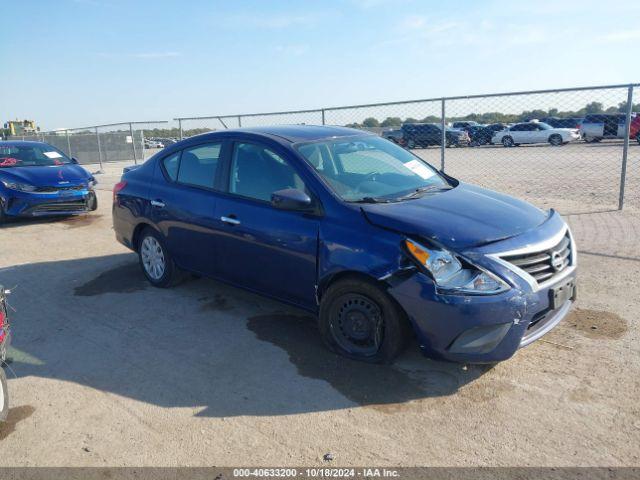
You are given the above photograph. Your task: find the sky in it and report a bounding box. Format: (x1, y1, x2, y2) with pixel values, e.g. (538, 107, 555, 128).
(1, 0, 639, 130)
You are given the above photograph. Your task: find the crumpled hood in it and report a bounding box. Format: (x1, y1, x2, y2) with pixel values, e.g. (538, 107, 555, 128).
(0, 165, 91, 187)
(361, 183, 549, 249)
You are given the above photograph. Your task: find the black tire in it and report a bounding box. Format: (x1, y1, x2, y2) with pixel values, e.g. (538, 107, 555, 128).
(0, 205, 5, 226)
(636, 133, 640, 145)
(407, 139, 416, 149)
(318, 278, 410, 364)
(0, 368, 8, 422)
(548, 134, 563, 146)
(87, 191, 98, 211)
(502, 136, 514, 147)
(137, 227, 184, 288)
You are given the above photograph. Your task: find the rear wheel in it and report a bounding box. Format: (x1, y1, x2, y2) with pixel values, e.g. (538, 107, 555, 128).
(502, 136, 514, 147)
(636, 133, 640, 145)
(137, 228, 184, 288)
(549, 134, 563, 146)
(407, 139, 416, 149)
(0, 368, 8, 422)
(319, 278, 410, 364)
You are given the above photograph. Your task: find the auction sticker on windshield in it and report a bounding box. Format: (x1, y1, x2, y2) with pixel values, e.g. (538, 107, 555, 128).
(404, 159, 435, 179)
(44, 151, 63, 159)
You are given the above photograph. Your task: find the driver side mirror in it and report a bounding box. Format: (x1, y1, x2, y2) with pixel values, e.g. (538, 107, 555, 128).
(271, 189, 313, 211)
(71, 157, 79, 164)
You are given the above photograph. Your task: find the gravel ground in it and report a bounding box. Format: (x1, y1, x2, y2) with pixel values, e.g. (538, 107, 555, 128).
(0, 143, 639, 466)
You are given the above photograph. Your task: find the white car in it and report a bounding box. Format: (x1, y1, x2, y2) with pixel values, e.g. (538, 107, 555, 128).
(492, 122, 580, 147)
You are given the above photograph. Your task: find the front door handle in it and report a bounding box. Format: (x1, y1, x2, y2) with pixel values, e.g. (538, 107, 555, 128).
(220, 215, 240, 226)
(150, 200, 165, 208)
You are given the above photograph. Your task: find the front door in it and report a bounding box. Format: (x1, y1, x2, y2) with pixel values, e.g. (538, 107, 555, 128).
(213, 141, 319, 308)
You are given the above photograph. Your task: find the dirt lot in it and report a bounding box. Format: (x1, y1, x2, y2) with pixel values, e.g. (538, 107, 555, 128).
(0, 143, 639, 466)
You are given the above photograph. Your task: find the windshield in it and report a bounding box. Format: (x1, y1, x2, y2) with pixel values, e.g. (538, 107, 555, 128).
(537, 122, 552, 130)
(296, 135, 451, 202)
(0, 144, 73, 168)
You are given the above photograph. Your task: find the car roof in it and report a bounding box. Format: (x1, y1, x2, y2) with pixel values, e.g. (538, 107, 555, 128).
(209, 125, 372, 143)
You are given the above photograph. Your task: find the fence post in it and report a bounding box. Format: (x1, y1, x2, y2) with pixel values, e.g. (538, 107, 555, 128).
(178, 119, 183, 140)
(129, 123, 138, 165)
(141, 128, 145, 162)
(238, 115, 242, 127)
(66, 130, 72, 158)
(95, 127, 104, 173)
(321, 109, 326, 125)
(618, 85, 634, 210)
(440, 98, 446, 171)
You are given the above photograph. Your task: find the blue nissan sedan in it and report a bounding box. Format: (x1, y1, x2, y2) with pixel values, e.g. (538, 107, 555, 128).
(112, 126, 577, 364)
(0, 141, 97, 224)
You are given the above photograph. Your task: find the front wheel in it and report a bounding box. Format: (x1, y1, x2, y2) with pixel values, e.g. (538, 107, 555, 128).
(636, 133, 640, 145)
(318, 278, 410, 364)
(0, 368, 8, 422)
(502, 136, 514, 147)
(407, 139, 416, 149)
(87, 192, 98, 211)
(137, 228, 184, 288)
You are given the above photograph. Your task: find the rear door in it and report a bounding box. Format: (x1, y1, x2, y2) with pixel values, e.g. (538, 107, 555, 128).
(150, 141, 228, 275)
(212, 140, 320, 307)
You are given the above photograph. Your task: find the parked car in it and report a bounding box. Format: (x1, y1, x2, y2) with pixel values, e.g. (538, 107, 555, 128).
(452, 121, 479, 129)
(540, 117, 583, 129)
(492, 122, 580, 147)
(0, 141, 98, 224)
(401, 123, 470, 148)
(466, 124, 508, 146)
(113, 125, 577, 364)
(381, 129, 406, 146)
(631, 115, 640, 144)
(580, 113, 635, 143)
(0, 284, 10, 422)
(144, 140, 164, 149)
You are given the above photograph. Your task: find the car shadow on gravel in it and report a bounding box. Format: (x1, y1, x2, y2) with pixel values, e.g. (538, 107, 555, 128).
(2, 254, 490, 417)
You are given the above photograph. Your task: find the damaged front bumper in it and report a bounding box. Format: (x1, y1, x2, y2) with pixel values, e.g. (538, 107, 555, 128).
(386, 213, 577, 363)
(1, 189, 94, 217)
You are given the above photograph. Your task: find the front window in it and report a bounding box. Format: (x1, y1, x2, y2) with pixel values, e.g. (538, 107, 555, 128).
(0, 144, 73, 168)
(296, 135, 450, 202)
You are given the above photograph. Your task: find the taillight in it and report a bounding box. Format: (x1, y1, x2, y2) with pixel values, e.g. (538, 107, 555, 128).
(113, 180, 127, 203)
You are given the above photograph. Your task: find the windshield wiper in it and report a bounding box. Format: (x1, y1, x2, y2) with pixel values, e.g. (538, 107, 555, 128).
(352, 196, 392, 204)
(396, 185, 452, 201)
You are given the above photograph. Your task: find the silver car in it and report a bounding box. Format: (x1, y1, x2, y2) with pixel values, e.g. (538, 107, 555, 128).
(580, 114, 625, 142)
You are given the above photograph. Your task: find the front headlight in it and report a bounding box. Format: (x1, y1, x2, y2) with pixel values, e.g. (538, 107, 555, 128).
(405, 239, 510, 295)
(0, 179, 37, 192)
(88, 178, 97, 189)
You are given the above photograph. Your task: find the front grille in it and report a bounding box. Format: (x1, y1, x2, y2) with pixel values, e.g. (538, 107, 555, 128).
(31, 200, 87, 213)
(502, 232, 572, 284)
(35, 184, 86, 193)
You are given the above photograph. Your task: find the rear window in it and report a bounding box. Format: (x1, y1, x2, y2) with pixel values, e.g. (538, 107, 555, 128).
(166, 143, 222, 189)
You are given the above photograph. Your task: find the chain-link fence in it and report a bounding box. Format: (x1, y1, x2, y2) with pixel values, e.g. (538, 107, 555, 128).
(176, 83, 639, 212)
(3, 84, 637, 211)
(7, 121, 168, 169)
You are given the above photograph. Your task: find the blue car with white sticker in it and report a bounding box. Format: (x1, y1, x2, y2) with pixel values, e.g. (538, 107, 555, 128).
(112, 125, 577, 364)
(0, 141, 98, 224)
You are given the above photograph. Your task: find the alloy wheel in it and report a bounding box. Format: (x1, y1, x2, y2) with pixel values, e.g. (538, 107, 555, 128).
(141, 236, 166, 280)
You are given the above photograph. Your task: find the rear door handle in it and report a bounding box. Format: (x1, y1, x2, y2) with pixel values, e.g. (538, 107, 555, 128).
(220, 215, 240, 226)
(150, 200, 165, 208)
